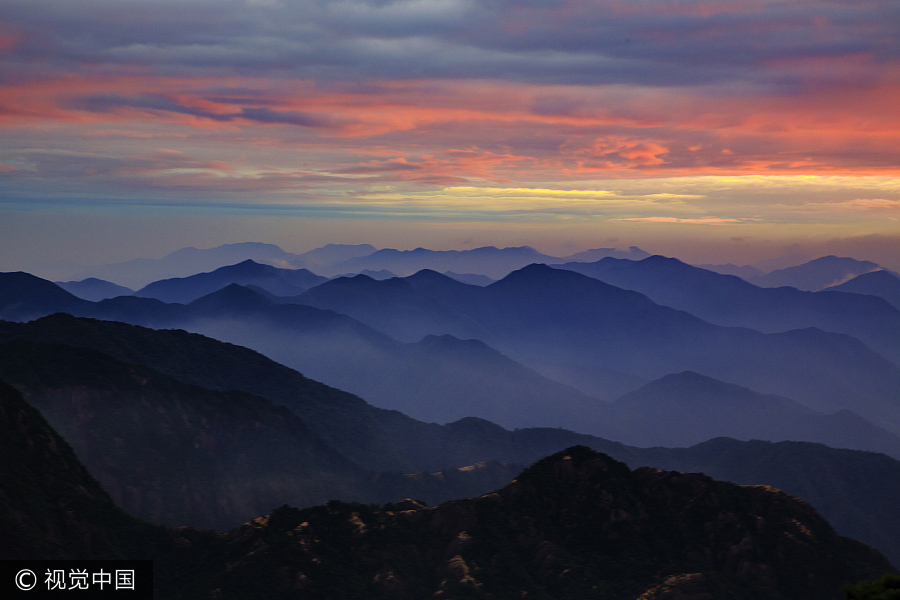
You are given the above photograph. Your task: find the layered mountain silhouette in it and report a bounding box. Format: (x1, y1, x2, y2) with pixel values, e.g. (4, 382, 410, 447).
(3, 314, 900, 567)
(133, 259, 328, 304)
(555, 254, 900, 366)
(55, 277, 133, 301)
(749, 255, 883, 291)
(825, 269, 900, 310)
(52, 242, 650, 287)
(609, 371, 900, 458)
(64, 242, 302, 289)
(0, 271, 86, 321)
(5, 266, 900, 436)
(293, 265, 900, 433)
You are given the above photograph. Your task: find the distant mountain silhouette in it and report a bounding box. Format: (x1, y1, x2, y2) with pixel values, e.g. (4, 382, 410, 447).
(55, 277, 133, 301)
(298, 270, 491, 343)
(610, 371, 900, 458)
(62, 241, 653, 287)
(290, 243, 377, 270)
(442, 271, 495, 285)
(330, 268, 397, 280)
(695, 262, 765, 279)
(134, 259, 327, 303)
(556, 245, 650, 262)
(394, 264, 900, 431)
(555, 254, 900, 365)
(69, 242, 300, 289)
(825, 269, 900, 310)
(352, 333, 606, 430)
(327, 245, 555, 278)
(750, 255, 882, 291)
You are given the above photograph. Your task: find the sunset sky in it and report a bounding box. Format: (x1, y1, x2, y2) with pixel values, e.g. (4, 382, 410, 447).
(2, 0, 900, 272)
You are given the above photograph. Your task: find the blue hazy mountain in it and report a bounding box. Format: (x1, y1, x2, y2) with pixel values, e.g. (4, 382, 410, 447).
(749, 255, 882, 291)
(292, 243, 378, 270)
(62, 241, 650, 288)
(555, 254, 900, 366)
(33, 278, 602, 435)
(182, 285, 604, 432)
(5, 268, 900, 439)
(69, 242, 301, 289)
(327, 245, 558, 278)
(558, 245, 651, 262)
(0, 271, 88, 320)
(299, 270, 493, 343)
(292, 265, 900, 434)
(133, 259, 328, 304)
(442, 271, 495, 286)
(824, 269, 900, 310)
(694, 262, 765, 279)
(322, 244, 651, 278)
(55, 277, 133, 301)
(609, 371, 900, 459)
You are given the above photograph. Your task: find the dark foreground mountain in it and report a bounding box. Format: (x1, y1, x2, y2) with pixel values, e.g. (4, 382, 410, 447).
(629, 437, 900, 571)
(0, 339, 366, 530)
(1, 397, 893, 600)
(167, 447, 894, 600)
(0, 379, 163, 559)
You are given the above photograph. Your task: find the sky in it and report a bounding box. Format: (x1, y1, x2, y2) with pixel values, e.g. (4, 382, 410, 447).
(2, 0, 900, 273)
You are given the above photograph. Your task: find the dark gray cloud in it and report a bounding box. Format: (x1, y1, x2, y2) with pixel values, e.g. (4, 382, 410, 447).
(3, 0, 897, 89)
(68, 93, 333, 127)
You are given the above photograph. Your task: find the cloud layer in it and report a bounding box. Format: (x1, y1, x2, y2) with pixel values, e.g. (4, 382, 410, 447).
(1, 0, 899, 255)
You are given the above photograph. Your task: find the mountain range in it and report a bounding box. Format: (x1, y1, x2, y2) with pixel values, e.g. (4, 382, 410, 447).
(48, 242, 651, 288)
(749, 255, 884, 291)
(1, 383, 895, 598)
(289, 264, 900, 433)
(5, 242, 900, 588)
(45, 240, 898, 294)
(3, 313, 900, 569)
(555, 254, 900, 366)
(4, 263, 900, 440)
(132, 259, 328, 304)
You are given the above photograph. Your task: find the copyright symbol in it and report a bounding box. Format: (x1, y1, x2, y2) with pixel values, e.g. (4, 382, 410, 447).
(15, 569, 36, 591)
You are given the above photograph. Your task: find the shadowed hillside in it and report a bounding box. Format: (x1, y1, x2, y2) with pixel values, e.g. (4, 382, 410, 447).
(167, 447, 895, 600)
